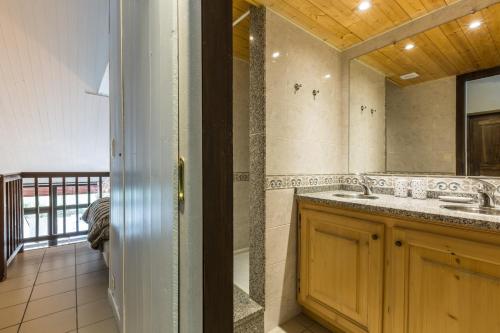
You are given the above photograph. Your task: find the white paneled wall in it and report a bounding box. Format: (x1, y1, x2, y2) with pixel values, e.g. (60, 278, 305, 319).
(0, 0, 109, 173)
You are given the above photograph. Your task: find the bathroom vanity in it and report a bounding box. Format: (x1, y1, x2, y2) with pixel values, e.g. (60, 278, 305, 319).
(296, 191, 500, 333)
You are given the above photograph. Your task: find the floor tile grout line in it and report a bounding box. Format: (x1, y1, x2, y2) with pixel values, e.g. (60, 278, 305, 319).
(19, 306, 77, 325)
(76, 294, 109, 307)
(20, 306, 77, 324)
(17, 294, 109, 325)
(76, 315, 115, 330)
(32, 262, 106, 287)
(0, 299, 32, 312)
(17, 248, 48, 333)
(26, 289, 75, 303)
(0, 285, 33, 297)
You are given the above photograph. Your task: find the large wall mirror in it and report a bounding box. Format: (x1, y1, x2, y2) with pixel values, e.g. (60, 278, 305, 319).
(348, 4, 500, 176)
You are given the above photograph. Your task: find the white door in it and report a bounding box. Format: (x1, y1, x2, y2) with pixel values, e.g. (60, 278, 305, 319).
(121, 0, 180, 331)
(111, 0, 203, 332)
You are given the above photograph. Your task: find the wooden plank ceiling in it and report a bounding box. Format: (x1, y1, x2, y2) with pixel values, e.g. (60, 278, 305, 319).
(0, 0, 109, 173)
(233, 0, 252, 60)
(233, 0, 460, 60)
(359, 3, 500, 86)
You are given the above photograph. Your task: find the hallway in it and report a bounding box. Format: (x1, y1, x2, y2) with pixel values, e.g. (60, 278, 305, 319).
(0, 243, 118, 332)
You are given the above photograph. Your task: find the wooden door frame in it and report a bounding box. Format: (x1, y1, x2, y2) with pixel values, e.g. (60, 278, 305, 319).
(201, 0, 233, 332)
(456, 65, 500, 175)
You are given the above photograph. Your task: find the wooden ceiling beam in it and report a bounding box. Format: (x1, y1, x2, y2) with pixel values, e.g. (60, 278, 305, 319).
(342, 0, 500, 60)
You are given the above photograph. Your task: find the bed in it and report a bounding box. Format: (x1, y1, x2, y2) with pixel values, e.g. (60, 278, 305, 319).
(81, 197, 110, 266)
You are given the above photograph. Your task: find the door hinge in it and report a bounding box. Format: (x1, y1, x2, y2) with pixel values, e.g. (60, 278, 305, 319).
(178, 157, 185, 209)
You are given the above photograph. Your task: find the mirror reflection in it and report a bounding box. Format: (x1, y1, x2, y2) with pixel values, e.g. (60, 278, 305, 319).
(349, 5, 500, 176)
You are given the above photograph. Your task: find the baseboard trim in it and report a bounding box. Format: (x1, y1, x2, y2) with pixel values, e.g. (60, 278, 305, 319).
(108, 288, 122, 332)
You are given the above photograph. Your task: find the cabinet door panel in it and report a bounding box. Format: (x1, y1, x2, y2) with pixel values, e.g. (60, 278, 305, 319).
(392, 228, 500, 333)
(299, 208, 384, 333)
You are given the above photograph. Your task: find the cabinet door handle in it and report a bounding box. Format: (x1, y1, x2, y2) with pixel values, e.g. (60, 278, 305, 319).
(395, 240, 403, 247)
(371, 234, 379, 240)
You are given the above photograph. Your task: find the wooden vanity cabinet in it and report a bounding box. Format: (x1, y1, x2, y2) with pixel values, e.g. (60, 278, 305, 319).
(298, 206, 385, 333)
(298, 202, 500, 333)
(390, 228, 500, 333)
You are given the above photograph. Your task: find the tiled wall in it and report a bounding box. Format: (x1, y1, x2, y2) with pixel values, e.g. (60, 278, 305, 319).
(386, 77, 456, 173)
(265, 11, 347, 176)
(349, 60, 386, 173)
(266, 173, 500, 197)
(262, 10, 347, 331)
(234, 58, 250, 251)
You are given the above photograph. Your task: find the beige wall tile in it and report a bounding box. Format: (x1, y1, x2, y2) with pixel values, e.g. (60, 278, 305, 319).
(266, 189, 295, 229)
(234, 181, 250, 250)
(265, 10, 347, 176)
(386, 76, 456, 173)
(349, 60, 386, 173)
(265, 257, 297, 303)
(234, 58, 250, 173)
(265, 223, 296, 267)
(233, 58, 250, 251)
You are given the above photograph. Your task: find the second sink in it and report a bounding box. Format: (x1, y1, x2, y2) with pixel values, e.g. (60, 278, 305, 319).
(334, 193, 379, 200)
(440, 205, 500, 216)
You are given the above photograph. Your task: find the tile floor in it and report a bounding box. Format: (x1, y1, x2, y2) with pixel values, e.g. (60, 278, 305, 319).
(0, 242, 118, 333)
(269, 314, 341, 333)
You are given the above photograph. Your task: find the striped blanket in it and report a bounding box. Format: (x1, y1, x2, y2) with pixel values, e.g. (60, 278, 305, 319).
(81, 197, 110, 249)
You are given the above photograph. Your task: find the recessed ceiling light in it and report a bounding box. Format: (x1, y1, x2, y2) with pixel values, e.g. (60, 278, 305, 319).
(324, 74, 331, 79)
(469, 20, 481, 29)
(249, 35, 254, 41)
(358, 1, 371, 11)
(400, 72, 419, 80)
(404, 43, 415, 50)
(272, 51, 280, 59)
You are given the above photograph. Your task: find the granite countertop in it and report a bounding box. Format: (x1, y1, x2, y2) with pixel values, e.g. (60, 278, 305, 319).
(234, 285, 263, 327)
(297, 190, 500, 232)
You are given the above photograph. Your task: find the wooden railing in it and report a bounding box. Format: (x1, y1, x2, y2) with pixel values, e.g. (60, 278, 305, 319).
(0, 173, 24, 281)
(0, 172, 109, 281)
(21, 172, 110, 244)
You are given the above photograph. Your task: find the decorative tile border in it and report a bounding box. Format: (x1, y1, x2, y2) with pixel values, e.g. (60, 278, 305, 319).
(266, 174, 342, 190)
(266, 173, 500, 195)
(234, 172, 250, 182)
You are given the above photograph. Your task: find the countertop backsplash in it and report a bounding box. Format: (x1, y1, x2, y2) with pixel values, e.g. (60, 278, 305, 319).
(279, 174, 500, 204)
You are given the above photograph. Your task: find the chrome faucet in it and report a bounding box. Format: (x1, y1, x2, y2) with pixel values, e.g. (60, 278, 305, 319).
(359, 175, 374, 196)
(475, 179, 497, 208)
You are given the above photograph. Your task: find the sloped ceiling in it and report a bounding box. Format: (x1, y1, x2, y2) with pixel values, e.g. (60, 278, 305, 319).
(0, 0, 109, 173)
